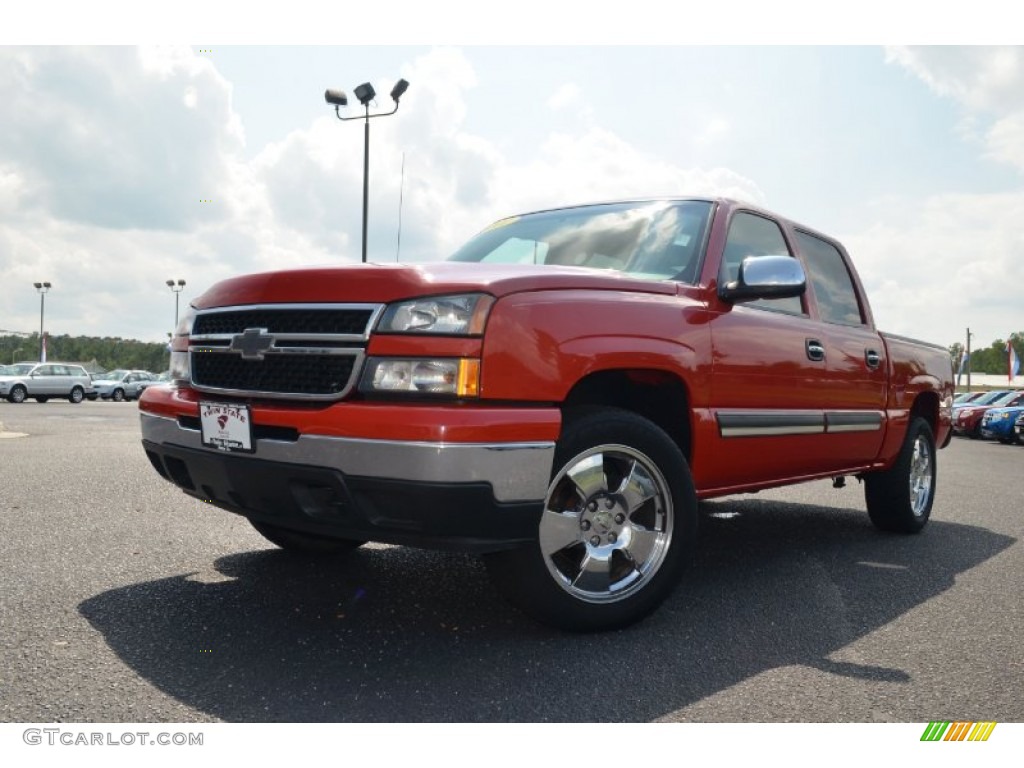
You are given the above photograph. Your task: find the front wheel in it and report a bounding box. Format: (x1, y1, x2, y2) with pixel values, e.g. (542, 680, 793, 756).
(484, 408, 697, 632)
(111, 388, 125, 402)
(7, 385, 27, 404)
(249, 519, 366, 555)
(864, 417, 936, 533)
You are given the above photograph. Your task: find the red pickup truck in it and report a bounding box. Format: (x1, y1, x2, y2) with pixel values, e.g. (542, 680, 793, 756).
(139, 198, 954, 631)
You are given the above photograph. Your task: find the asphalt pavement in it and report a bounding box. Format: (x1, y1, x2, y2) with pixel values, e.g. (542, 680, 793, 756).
(1, 400, 1021, 722)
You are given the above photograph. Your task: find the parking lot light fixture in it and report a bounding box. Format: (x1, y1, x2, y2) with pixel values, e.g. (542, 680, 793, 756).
(325, 77, 411, 263)
(166, 279, 186, 330)
(33, 282, 51, 362)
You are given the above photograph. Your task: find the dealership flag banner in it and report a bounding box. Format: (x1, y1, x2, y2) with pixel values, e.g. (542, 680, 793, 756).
(1010, 340, 1020, 382)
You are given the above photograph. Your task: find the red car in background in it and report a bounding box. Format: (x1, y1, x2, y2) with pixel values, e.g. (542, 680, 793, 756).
(953, 390, 1024, 438)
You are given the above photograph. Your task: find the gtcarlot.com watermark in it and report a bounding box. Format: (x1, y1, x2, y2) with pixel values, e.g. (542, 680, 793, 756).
(23, 728, 203, 747)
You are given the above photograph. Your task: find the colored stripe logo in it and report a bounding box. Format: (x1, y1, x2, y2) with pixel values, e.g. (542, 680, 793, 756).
(921, 722, 997, 741)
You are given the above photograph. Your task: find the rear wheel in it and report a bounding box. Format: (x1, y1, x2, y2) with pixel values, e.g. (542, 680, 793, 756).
(7, 385, 27, 404)
(864, 417, 936, 533)
(484, 408, 697, 631)
(69, 386, 85, 404)
(249, 519, 366, 555)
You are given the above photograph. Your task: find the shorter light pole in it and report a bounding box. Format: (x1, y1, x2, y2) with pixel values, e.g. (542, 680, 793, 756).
(325, 78, 410, 263)
(966, 327, 973, 393)
(33, 282, 51, 362)
(166, 279, 186, 330)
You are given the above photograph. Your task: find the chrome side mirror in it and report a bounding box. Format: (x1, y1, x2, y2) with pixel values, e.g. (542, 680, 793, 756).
(719, 254, 806, 303)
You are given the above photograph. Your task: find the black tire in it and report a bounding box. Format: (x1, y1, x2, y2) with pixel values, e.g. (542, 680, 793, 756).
(68, 386, 85, 404)
(35, 396, 49, 403)
(8, 385, 27, 404)
(249, 519, 366, 555)
(484, 408, 698, 632)
(864, 417, 936, 534)
(111, 388, 125, 402)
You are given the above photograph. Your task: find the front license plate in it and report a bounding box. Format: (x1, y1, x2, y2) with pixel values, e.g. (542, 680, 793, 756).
(200, 402, 254, 453)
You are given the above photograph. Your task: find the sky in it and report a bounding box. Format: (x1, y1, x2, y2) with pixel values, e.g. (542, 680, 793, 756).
(2, 9, 1022, 354)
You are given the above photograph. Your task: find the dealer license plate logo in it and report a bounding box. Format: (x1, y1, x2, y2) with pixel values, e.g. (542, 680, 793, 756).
(200, 402, 254, 453)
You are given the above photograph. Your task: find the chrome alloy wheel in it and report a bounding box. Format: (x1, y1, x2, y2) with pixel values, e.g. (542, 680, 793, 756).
(539, 444, 673, 603)
(908, 433, 934, 517)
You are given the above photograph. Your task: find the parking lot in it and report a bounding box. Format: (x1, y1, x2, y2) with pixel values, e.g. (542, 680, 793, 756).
(1, 400, 1021, 723)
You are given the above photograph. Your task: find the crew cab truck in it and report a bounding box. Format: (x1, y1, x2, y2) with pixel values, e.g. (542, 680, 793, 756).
(139, 198, 954, 631)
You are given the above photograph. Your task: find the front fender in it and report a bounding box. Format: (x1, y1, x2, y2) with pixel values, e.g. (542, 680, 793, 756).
(480, 289, 712, 404)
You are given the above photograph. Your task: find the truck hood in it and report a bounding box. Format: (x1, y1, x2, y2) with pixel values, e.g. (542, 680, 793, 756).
(192, 262, 678, 309)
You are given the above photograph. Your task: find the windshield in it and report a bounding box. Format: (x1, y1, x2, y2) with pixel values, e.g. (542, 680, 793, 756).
(994, 391, 1024, 407)
(971, 391, 1009, 406)
(5, 364, 36, 376)
(448, 201, 714, 283)
(102, 370, 129, 381)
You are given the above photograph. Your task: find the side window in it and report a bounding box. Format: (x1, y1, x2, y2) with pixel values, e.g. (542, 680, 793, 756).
(37, 365, 55, 376)
(721, 212, 803, 315)
(53, 365, 69, 376)
(795, 231, 865, 326)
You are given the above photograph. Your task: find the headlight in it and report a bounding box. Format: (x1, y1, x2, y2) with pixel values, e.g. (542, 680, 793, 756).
(377, 294, 494, 335)
(168, 306, 195, 384)
(360, 358, 480, 397)
(169, 351, 190, 384)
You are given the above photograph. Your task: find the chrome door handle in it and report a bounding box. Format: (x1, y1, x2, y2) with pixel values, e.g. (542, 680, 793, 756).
(865, 349, 881, 369)
(806, 339, 825, 362)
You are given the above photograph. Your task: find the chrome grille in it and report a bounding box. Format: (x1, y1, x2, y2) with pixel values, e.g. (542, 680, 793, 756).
(189, 303, 382, 401)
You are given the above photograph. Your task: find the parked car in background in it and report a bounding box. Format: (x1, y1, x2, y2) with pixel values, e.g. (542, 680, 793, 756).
(952, 390, 1010, 416)
(0, 362, 95, 403)
(980, 404, 1024, 444)
(954, 391, 1024, 438)
(1015, 412, 1024, 443)
(92, 369, 158, 401)
(953, 391, 987, 405)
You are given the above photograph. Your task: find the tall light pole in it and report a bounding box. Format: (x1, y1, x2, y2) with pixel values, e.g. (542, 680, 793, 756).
(325, 78, 410, 263)
(33, 282, 51, 362)
(166, 279, 186, 330)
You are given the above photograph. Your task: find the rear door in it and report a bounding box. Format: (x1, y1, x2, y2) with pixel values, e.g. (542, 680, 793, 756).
(793, 229, 887, 465)
(33, 364, 59, 395)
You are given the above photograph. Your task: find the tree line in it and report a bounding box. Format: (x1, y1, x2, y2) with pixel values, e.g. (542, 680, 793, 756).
(948, 332, 1023, 376)
(1, 333, 169, 373)
(4, 330, 1019, 380)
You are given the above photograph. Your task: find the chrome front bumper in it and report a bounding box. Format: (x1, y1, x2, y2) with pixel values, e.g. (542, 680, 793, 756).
(140, 412, 555, 503)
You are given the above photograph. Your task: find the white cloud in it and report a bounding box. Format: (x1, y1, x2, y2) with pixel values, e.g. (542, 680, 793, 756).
(886, 46, 1024, 113)
(0, 46, 244, 231)
(548, 83, 584, 111)
(695, 117, 731, 146)
(888, 45, 1024, 175)
(986, 114, 1024, 172)
(843, 191, 1024, 346)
